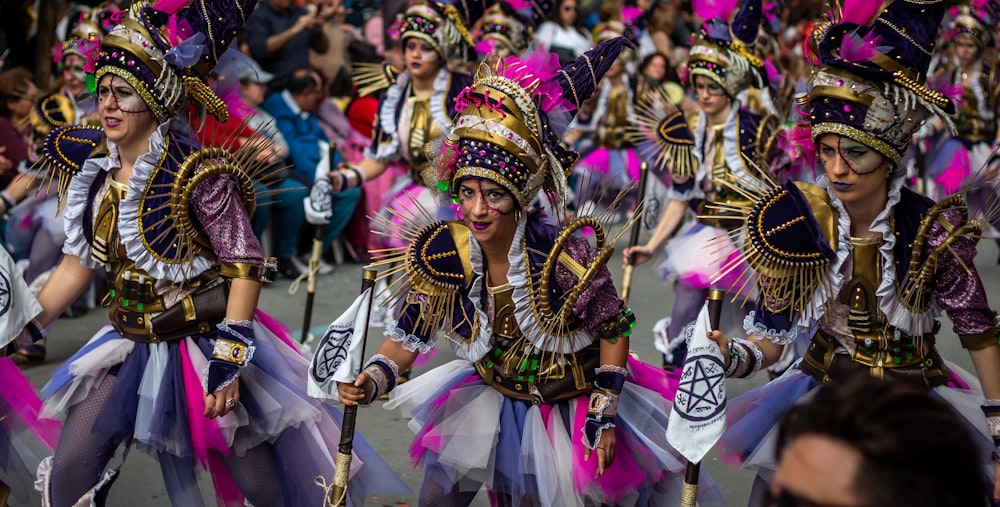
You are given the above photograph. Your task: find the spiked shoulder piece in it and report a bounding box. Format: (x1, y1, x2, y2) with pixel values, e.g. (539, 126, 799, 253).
(352, 62, 401, 98)
(627, 85, 698, 184)
(33, 124, 106, 207)
(706, 178, 839, 314)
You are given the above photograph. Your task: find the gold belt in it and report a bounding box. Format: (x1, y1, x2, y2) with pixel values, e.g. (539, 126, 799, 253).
(801, 329, 948, 388)
(475, 345, 599, 404)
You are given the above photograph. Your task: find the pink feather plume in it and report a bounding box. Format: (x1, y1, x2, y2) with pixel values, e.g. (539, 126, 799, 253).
(505, 0, 533, 11)
(839, 0, 882, 25)
(152, 0, 190, 15)
(787, 124, 816, 168)
(475, 38, 498, 56)
(839, 29, 886, 63)
(692, 0, 739, 22)
(500, 51, 574, 113)
(928, 73, 965, 108)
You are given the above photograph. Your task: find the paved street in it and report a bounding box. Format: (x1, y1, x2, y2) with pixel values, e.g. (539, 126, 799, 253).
(11, 234, 1000, 506)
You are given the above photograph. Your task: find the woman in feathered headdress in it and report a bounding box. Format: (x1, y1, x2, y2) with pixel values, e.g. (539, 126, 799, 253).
(622, 0, 785, 370)
(18, 1, 406, 505)
(334, 39, 725, 506)
(700, 1, 1000, 503)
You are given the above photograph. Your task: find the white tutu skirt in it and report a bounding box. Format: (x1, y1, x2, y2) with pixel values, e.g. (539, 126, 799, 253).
(386, 358, 726, 506)
(41, 311, 406, 506)
(719, 361, 995, 479)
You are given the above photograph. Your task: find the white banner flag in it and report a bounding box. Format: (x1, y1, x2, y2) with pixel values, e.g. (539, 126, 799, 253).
(666, 302, 727, 464)
(0, 248, 42, 349)
(307, 286, 373, 400)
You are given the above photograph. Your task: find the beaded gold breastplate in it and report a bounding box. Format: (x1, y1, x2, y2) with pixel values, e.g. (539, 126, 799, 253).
(406, 93, 442, 186)
(806, 235, 946, 385)
(474, 284, 597, 404)
(95, 175, 217, 340)
(599, 88, 630, 148)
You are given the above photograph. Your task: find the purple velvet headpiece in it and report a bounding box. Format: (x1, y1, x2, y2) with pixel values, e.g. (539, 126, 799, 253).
(805, 0, 954, 161)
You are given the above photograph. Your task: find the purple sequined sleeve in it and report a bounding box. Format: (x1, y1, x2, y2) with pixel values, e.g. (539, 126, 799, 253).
(191, 173, 264, 265)
(931, 210, 998, 340)
(554, 235, 625, 334)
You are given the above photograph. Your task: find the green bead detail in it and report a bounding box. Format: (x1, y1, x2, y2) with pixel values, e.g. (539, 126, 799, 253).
(527, 375, 535, 383)
(494, 349, 503, 358)
(894, 356, 901, 364)
(109, 289, 116, 297)
(437, 180, 450, 192)
(486, 360, 494, 368)
(137, 302, 143, 312)
(517, 375, 524, 380)
(608, 337, 618, 344)
(530, 359, 539, 371)
(123, 299, 129, 307)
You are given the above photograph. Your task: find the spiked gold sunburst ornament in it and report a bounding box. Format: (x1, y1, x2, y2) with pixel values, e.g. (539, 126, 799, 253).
(626, 85, 697, 183)
(700, 169, 840, 314)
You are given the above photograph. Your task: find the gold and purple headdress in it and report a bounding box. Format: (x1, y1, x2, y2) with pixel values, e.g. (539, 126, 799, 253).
(801, 0, 956, 162)
(401, 0, 494, 61)
(946, 1, 995, 50)
(686, 0, 765, 98)
(475, 4, 533, 57)
(95, 0, 256, 123)
(434, 37, 634, 210)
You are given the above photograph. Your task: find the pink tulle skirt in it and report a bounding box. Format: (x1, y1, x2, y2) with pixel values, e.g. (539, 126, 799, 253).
(0, 357, 61, 503)
(384, 357, 726, 506)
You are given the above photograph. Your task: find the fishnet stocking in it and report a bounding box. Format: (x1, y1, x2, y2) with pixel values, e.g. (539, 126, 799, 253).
(220, 443, 285, 507)
(418, 464, 478, 507)
(49, 374, 121, 506)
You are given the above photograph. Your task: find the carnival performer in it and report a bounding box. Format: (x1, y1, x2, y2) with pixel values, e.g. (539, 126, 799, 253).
(623, 0, 783, 370)
(23, 1, 405, 505)
(700, 0, 1000, 503)
(335, 38, 724, 507)
(474, 2, 543, 61)
(925, 2, 1000, 257)
(4, 24, 105, 367)
(334, 0, 489, 226)
(571, 21, 642, 221)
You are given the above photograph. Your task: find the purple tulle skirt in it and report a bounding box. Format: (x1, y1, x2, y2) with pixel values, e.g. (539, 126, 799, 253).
(41, 310, 407, 506)
(386, 357, 726, 506)
(719, 362, 996, 479)
(0, 358, 61, 503)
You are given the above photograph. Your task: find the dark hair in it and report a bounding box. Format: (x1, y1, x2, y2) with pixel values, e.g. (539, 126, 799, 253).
(287, 67, 321, 95)
(548, 0, 585, 30)
(776, 376, 991, 507)
(639, 52, 680, 84)
(0, 66, 33, 117)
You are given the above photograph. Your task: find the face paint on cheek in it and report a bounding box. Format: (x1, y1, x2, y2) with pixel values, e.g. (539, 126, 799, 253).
(110, 76, 151, 113)
(478, 182, 515, 216)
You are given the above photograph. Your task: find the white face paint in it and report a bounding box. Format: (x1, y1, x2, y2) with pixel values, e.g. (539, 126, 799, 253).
(97, 74, 150, 114)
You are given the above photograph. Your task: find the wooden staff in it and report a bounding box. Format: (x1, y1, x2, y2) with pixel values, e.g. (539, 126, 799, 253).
(680, 288, 725, 507)
(300, 143, 343, 343)
(328, 268, 377, 506)
(620, 161, 650, 304)
(300, 226, 324, 343)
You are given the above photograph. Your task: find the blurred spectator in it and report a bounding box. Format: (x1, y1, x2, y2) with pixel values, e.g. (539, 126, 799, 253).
(535, 0, 592, 66)
(309, 0, 360, 99)
(245, 0, 333, 94)
(771, 377, 991, 507)
(0, 67, 37, 189)
(262, 67, 359, 276)
(237, 61, 289, 159)
(639, 52, 670, 85)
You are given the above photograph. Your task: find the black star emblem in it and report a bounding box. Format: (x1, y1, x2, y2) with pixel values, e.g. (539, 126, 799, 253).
(0, 268, 11, 318)
(674, 355, 726, 422)
(311, 325, 351, 382)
